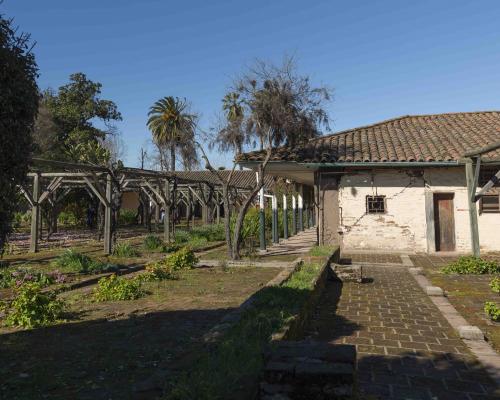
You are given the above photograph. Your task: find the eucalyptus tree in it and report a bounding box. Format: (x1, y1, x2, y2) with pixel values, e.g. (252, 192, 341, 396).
(0, 15, 39, 254)
(147, 96, 197, 172)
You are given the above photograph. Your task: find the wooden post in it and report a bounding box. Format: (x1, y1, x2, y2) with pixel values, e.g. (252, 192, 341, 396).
(465, 160, 480, 256)
(258, 173, 266, 251)
(155, 185, 160, 231)
(29, 173, 40, 253)
(283, 194, 288, 240)
(216, 191, 220, 224)
(104, 174, 112, 255)
(164, 180, 171, 243)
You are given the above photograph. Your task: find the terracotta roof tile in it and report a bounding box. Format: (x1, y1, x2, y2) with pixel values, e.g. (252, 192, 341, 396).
(238, 111, 500, 164)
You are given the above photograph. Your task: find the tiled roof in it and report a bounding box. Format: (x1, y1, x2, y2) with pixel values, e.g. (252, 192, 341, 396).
(238, 112, 500, 164)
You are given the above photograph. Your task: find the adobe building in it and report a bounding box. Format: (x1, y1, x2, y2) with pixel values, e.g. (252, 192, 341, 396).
(239, 112, 500, 255)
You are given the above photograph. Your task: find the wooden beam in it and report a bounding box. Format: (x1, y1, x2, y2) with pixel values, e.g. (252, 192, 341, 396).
(83, 177, 109, 207)
(464, 141, 500, 157)
(38, 177, 63, 205)
(19, 185, 34, 207)
(164, 180, 170, 243)
(475, 169, 500, 201)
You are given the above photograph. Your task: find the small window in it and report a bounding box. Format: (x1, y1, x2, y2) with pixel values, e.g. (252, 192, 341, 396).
(366, 195, 386, 214)
(479, 195, 500, 214)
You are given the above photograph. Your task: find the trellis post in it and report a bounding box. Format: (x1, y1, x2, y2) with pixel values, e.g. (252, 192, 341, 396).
(465, 159, 480, 257)
(29, 173, 40, 253)
(164, 179, 171, 243)
(104, 173, 112, 255)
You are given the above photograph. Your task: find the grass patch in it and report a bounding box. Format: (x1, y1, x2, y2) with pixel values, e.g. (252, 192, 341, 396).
(52, 249, 118, 274)
(441, 256, 500, 274)
(112, 242, 140, 257)
(484, 302, 500, 322)
(143, 235, 163, 250)
(490, 277, 500, 294)
(165, 258, 326, 399)
(308, 245, 335, 257)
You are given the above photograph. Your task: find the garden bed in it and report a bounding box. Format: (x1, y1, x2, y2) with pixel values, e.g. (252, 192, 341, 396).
(411, 254, 500, 352)
(0, 265, 282, 400)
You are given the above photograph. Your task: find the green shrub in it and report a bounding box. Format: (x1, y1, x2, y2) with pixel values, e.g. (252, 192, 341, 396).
(4, 283, 65, 328)
(118, 209, 137, 225)
(112, 242, 139, 257)
(141, 260, 179, 281)
(52, 249, 118, 274)
(143, 235, 163, 250)
(186, 236, 208, 249)
(93, 274, 144, 301)
(161, 243, 181, 253)
(175, 230, 190, 244)
(441, 256, 500, 274)
(165, 247, 198, 271)
(484, 302, 500, 322)
(490, 277, 500, 294)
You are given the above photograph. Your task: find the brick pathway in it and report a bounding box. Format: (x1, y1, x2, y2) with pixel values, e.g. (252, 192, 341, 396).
(304, 265, 499, 399)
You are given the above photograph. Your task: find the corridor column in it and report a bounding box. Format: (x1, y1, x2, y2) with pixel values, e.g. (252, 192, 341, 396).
(271, 194, 278, 243)
(282, 194, 288, 240)
(164, 179, 171, 243)
(298, 185, 304, 232)
(292, 194, 297, 235)
(258, 173, 266, 251)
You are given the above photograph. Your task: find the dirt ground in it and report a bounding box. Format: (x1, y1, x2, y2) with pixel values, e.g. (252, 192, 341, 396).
(411, 254, 500, 353)
(0, 265, 282, 400)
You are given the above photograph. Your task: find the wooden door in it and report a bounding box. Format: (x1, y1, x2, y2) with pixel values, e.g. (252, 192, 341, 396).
(434, 193, 456, 252)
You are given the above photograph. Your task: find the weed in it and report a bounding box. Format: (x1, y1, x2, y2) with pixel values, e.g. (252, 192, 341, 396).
(112, 242, 140, 257)
(4, 283, 65, 328)
(118, 209, 137, 225)
(93, 274, 144, 301)
(161, 243, 181, 254)
(490, 277, 500, 294)
(309, 245, 335, 257)
(484, 302, 500, 322)
(441, 256, 500, 274)
(165, 247, 198, 271)
(143, 235, 163, 250)
(52, 249, 118, 274)
(174, 230, 190, 244)
(140, 259, 179, 281)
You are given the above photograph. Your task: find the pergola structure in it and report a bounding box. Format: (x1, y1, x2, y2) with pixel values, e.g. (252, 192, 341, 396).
(18, 158, 316, 255)
(464, 141, 500, 257)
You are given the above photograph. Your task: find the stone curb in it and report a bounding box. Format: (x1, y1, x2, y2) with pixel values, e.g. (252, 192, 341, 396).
(405, 255, 500, 386)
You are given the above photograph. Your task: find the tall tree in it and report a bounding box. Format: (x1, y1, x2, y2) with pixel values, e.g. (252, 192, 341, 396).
(0, 15, 39, 254)
(236, 56, 332, 148)
(147, 96, 197, 171)
(39, 73, 122, 165)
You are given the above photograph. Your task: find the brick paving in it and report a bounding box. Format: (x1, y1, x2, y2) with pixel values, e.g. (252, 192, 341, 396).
(341, 253, 403, 264)
(304, 265, 500, 399)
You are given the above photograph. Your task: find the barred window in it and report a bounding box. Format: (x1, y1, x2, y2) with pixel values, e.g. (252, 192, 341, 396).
(479, 195, 500, 214)
(366, 195, 386, 214)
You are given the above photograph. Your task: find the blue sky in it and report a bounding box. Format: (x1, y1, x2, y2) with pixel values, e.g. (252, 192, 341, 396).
(4, 0, 500, 168)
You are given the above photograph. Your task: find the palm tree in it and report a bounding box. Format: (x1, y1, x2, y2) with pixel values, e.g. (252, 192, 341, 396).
(147, 96, 196, 171)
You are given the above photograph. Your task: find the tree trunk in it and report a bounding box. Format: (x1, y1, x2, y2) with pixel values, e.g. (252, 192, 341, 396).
(170, 144, 176, 172)
(222, 186, 233, 260)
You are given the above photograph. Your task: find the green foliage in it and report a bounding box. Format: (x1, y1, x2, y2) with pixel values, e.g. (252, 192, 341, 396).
(4, 283, 64, 328)
(0, 16, 39, 254)
(118, 210, 137, 226)
(441, 256, 500, 275)
(38, 72, 121, 164)
(490, 277, 500, 294)
(52, 249, 118, 274)
(140, 259, 179, 281)
(165, 261, 322, 399)
(112, 242, 139, 258)
(143, 235, 163, 250)
(484, 302, 500, 322)
(309, 245, 335, 257)
(174, 230, 191, 244)
(93, 274, 144, 302)
(164, 247, 198, 271)
(190, 224, 225, 242)
(57, 211, 79, 226)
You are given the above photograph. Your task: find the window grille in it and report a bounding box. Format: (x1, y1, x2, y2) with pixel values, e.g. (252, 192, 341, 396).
(366, 195, 386, 214)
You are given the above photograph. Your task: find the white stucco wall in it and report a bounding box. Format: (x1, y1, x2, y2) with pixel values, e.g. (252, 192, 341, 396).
(339, 168, 499, 253)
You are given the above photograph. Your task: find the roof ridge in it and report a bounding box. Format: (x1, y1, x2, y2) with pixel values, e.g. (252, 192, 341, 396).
(312, 110, 500, 143)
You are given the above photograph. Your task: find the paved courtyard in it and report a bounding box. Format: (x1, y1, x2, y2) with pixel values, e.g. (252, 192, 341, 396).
(304, 265, 499, 399)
